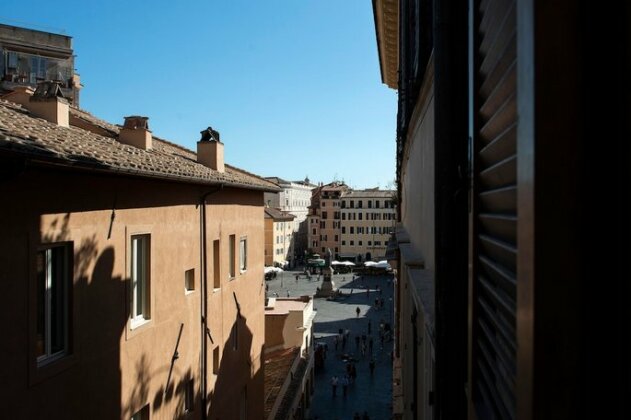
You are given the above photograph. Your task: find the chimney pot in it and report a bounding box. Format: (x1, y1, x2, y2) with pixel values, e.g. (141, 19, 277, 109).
(197, 126, 224, 172)
(27, 81, 69, 127)
(119, 115, 152, 150)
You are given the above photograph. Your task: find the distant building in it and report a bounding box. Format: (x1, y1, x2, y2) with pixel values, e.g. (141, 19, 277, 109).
(265, 177, 315, 266)
(0, 81, 278, 419)
(307, 181, 348, 259)
(264, 296, 316, 420)
(0, 23, 81, 105)
(339, 189, 397, 262)
(264, 207, 296, 267)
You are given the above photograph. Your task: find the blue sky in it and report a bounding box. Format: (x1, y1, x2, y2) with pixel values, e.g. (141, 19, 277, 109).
(1, 1, 396, 189)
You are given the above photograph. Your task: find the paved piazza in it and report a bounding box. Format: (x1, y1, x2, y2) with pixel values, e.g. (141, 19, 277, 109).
(266, 268, 394, 420)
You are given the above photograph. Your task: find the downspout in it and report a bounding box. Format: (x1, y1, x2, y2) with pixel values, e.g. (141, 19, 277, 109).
(200, 184, 223, 419)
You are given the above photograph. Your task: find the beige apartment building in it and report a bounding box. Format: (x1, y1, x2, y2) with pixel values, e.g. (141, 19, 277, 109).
(307, 182, 348, 259)
(0, 81, 277, 419)
(339, 189, 396, 262)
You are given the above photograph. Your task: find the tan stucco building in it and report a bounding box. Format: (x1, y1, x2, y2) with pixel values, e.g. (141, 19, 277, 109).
(307, 182, 348, 259)
(0, 83, 277, 419)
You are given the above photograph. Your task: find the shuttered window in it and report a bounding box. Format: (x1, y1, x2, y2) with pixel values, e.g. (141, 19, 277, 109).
(470, 0, 517, 418)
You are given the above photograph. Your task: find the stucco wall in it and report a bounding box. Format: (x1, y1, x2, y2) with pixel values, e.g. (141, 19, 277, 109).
(401, 95, 435, 271)
(399, 81, 435, 420)
(0, 167, 266, 419)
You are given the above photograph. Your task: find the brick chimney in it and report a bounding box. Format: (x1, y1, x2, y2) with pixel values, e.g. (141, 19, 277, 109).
(197, 127, 224, 173)
(28, 81, 69, 127)
(119, 116, 152, 150)
(2, 85, 34, 107)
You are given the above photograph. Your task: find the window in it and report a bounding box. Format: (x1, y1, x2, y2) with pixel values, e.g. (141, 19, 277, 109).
(36, 244, 71, 364)
(358, 200, 363, 208)
(350, 200, 355, 208)
(239, 237, 247, 272)
(131, 235, 150, 326)
(342, 227, 346, 234)
(368, 200, 372, 208)
(368, 241, 372, 246)
(213, 240, 220, 289)
(359, 241, 363, 246)
(185, 379, 194, 413)
(131, 405, 149, 420)
(334, 235, 338, 241)
(229, 235, 236, 278)
(342, 213, 346, 220)
(350, 241, 354, 246)
(350, 227, 354, 234)
(312, 228, 316, 235)
(322, 211, 328, 219)
(185, 268, 195, 292)
(359, 213, 363, 220)
(376, 200, 380, 208)
(342, 240, 346, 245)
(213, 346, 220, 374)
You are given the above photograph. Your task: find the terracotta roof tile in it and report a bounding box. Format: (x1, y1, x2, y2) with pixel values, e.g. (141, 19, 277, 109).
(0, 99, 279, 191)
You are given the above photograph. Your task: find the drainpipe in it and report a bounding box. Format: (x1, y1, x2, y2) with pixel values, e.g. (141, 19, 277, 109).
(200, 184, 223, 419)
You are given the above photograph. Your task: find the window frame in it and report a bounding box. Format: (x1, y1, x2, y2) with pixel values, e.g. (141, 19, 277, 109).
(35, 242, 72, 366)
(130, 234, 151, 329)
(239, 236, 247, 273)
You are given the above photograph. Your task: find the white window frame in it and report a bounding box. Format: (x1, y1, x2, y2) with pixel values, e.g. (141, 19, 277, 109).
(131, 234, 151, 328)
(36, 243, 71, 365)
(239, 237, 247, 273)
(229, 234, 236, 279)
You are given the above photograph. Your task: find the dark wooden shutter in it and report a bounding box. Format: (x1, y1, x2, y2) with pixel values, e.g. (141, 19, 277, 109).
(470, 0, 518, 418)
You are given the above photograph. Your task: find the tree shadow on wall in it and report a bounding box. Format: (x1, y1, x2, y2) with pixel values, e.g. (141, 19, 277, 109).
(29, 214, 129, 419)
(207, 312, 264, 420)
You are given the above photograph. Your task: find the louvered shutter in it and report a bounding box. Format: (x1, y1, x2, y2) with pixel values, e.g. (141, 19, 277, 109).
(470, 0, 518, 418)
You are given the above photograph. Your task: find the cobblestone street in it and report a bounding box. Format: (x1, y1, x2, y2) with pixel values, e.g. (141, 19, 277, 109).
(266, 269, 394, 420)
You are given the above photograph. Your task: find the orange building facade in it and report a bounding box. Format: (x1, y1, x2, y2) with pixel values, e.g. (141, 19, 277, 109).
(0, 85, 277, 419)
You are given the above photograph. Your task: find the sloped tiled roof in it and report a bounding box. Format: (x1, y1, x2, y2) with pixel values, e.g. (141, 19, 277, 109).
(264, 207, 295, 221)
(0, 99, 279, 191)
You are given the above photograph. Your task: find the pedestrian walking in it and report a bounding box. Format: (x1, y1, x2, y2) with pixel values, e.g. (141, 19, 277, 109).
(334, 335, 339, 350)
(369, 336, 374, 354)
(342, 334, 347, 349)
(342, 375, 349, 397)
(369, 358, 375, 375)
(366, 288, 370, 298)
(330, 375, 338, 397)
(355, 335, 360, 350)
(368, 319, 372, 334)
(286, 290, 291, 297)
(356, 306, 361, 317)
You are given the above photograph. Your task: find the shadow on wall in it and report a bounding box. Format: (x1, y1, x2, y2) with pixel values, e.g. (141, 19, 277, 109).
(28, 214, 129, 419)
(207, 312, 264, 420)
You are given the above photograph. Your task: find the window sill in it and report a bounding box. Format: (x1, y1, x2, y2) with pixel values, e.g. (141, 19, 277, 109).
(213, 287, 221, 293)
(185, 289, 196, 296)
(126, 317, 153, 340)
(30, 352, 76, 386)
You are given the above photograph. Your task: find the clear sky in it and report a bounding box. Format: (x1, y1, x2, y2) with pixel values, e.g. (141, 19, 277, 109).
(1, 0, 397, 189)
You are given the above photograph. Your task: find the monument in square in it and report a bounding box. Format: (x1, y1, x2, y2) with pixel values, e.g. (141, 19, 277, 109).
(315, 248, 337, 298)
